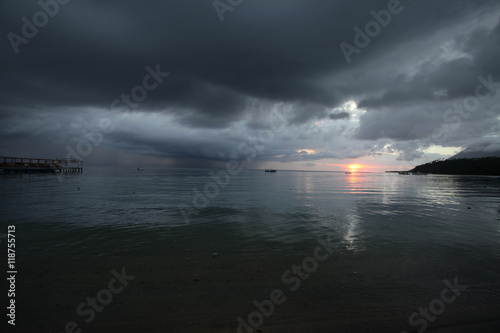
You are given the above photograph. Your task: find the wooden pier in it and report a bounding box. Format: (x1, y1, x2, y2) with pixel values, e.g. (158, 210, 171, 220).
(0, 156, 83, 174)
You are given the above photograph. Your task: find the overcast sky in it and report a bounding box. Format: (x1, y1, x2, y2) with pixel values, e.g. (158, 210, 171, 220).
(1, 0, 500, 171)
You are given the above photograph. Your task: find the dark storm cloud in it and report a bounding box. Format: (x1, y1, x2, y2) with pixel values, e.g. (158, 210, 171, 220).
(2, 0, 496, 112)
(354, 104, 440, 141)
(1, 0, 500, 165)
(353, 14, 500, 149)
(329, 112, 350, 120)
(357, 28, 500, 109)
(464, 17, 500, 78)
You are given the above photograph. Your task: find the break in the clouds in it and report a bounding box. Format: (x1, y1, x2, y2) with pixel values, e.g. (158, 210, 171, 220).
(1, 0, 500, 171)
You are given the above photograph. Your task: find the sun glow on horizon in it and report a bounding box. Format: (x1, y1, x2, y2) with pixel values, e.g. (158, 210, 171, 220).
(348, 164, 361, 172)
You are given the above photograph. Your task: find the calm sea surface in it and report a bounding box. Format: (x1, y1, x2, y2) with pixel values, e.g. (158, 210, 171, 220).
(1, 167, 500, 332)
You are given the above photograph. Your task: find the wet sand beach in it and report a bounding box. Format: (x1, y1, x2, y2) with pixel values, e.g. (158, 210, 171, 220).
(17, 238, 500, 332)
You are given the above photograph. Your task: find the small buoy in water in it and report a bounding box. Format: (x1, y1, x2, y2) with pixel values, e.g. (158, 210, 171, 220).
(77, 187, 80, 190)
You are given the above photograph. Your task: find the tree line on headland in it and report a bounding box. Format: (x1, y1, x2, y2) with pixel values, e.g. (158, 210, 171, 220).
(409, 157, 500, 176)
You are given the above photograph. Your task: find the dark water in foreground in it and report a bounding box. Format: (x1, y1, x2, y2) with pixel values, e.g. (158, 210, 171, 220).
(1, 167, 500, 332)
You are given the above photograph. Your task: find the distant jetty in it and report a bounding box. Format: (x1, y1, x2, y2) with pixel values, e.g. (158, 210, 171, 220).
(0, 156, 83, 174)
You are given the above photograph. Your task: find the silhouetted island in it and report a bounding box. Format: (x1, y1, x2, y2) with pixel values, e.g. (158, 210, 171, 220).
(409, 157, 500, 176)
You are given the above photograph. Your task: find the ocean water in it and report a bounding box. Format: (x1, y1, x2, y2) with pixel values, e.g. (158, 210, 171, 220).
(1, 167, 500, 332)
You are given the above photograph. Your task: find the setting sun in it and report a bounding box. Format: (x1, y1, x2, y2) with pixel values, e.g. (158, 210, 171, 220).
(348, 164, 361, 172)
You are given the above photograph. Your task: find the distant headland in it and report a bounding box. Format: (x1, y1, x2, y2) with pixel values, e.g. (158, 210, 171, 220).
(408, 157, 500, 176)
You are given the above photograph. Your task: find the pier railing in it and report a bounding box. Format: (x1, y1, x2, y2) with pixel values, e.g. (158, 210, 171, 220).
(0, 156, 83, 174)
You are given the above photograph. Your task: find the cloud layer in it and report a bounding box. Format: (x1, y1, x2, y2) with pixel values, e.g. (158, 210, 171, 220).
(1, 0, 500, 170)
